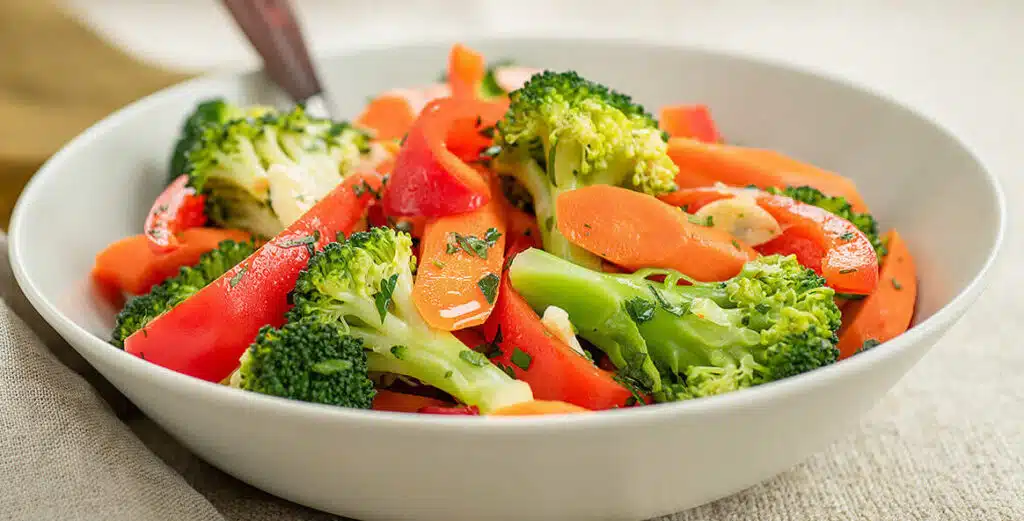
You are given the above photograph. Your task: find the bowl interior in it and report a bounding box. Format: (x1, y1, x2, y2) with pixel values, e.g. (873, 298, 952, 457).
(10, 37, 1001, 389)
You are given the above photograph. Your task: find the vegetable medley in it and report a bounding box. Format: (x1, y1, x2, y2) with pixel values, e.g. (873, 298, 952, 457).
(91, 43, 918, 417)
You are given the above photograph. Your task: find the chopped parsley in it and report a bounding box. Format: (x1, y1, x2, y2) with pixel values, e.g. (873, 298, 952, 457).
(432, 260, 446, 269)
(839, 232, 855, 241)
(731, 239, 741, 250)
(510, 348, 533, 371)
(858, 339, 881, 353)
(891, 277, 903, 290)
(459, 349, 488, 367)
(447, 228, 502, 259)
(229, 266, 247, 288)
(390, 345, 408, 360)
(647, 284, 686, 316)
(839, 268, 857, 274)
(477, 273, 500, 304)
(374, 273, 399, 324)
(279, 230, 320, 256)
(624, 297, 656, 324)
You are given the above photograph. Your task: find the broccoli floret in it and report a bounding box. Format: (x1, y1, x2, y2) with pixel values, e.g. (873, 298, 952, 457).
(494, 71, 678, 269)
(508, 248, 840, 400)
(770, 185, 887, 261)
(235, 321, 375, 408)
(168, 98, 271, 182)
(288, 227, 533, 413)
(185, 103, 372, 238)
(110, 239, 257, 348)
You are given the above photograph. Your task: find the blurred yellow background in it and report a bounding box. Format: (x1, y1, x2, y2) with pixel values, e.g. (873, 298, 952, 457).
(0, 0, 188, 229)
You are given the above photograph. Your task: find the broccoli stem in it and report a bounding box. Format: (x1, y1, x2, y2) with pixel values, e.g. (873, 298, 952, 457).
(507, 157, 603, 270)
(508, 247, 662, 392)
(363, 330, 530, 413)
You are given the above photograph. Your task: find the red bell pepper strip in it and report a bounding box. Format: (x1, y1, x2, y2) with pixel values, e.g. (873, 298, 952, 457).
(480, 274, 634, 410)
(372, 389, 450, 413)
(660, 187, 879, 294)
(659, 104, 722, 143)
(125, 172, 382, 382)
(144, 175, 208, 253)
(382, 97, 507, 218)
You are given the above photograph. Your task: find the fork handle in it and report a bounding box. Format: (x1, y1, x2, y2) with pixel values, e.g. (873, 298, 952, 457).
(221, 0, 325, 104)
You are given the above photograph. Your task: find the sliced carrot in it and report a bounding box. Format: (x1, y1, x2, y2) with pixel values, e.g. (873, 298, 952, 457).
(837, 230, 918, 359)
(448, 43, 487, 99)
(356, 95, 417, 141)
(488, 400, 591, 416)
(556, 185, 757, 282)
(91, 227, 252, 296)
(666, 138, 869, 212)
(372, 390, 449, 413)
(413, 193, 507, 330)
(659, 104, 722, 143)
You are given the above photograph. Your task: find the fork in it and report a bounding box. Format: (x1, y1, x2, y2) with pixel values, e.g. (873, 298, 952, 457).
(220, 0, 335, 118)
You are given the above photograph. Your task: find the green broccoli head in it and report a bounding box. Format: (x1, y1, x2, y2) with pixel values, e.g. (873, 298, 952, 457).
(110, 239, 257, 348)
(771, 185, 887, 261)
(494, 71, 678, 269)
(507, 248, 841, 401)
(185, 103, 371, 238)
(168, 98, 269, 182)
(236, 321, 375, 409)
(288, 227, 532, 413)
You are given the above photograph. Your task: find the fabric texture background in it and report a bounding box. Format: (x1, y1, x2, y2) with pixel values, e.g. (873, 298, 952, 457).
(1, 1, 1021, 520)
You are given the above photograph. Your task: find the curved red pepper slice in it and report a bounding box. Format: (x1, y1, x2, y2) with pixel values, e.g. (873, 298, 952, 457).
(144, 175, 208, 253)
(660, 187, 879, 295)
(382, 97, 506, 218)
(125, 173, 382, 382)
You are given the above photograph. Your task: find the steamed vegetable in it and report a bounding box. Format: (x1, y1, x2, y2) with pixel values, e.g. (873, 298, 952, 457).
(185, 102, 371, 237)
(494, 70, 679, 270)
(509, 248, 841, 400)
(287, 226, 533, 413)
(382, 97, 506, 217)
(144, 174, 208, 253)
(232, 320, 376, 409)
(837, 230, 917, 358)
(659, 104, 722, 143)
(666, 138, 869, 212)
(555, 184, 758, 282)
(412, 186, 507, 330)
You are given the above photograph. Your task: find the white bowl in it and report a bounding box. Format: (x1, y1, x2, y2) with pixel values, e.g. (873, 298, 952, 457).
(9, 38, 1004, 521)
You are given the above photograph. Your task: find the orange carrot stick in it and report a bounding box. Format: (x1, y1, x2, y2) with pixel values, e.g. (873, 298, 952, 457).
(488, 400, 591, 416)
(659, 104, 722, 143)
(836, 230, 918, 359)
(667, 138, 869, 212)
(413, 195, 507, 330)
(555, 185, 757, 282)
(91, 227, 252, 296)
(448, 43, 487, 99)
(372, 390, 450, 413)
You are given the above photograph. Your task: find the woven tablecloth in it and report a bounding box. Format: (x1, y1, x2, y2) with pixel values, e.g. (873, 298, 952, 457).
(1, 1, 1022, 520)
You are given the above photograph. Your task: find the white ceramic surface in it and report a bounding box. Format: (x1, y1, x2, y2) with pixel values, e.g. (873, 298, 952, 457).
(9, 39, 1004, 521)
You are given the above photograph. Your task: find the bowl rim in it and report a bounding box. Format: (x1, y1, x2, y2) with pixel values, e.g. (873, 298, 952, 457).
(8, 35, 1007, 432)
